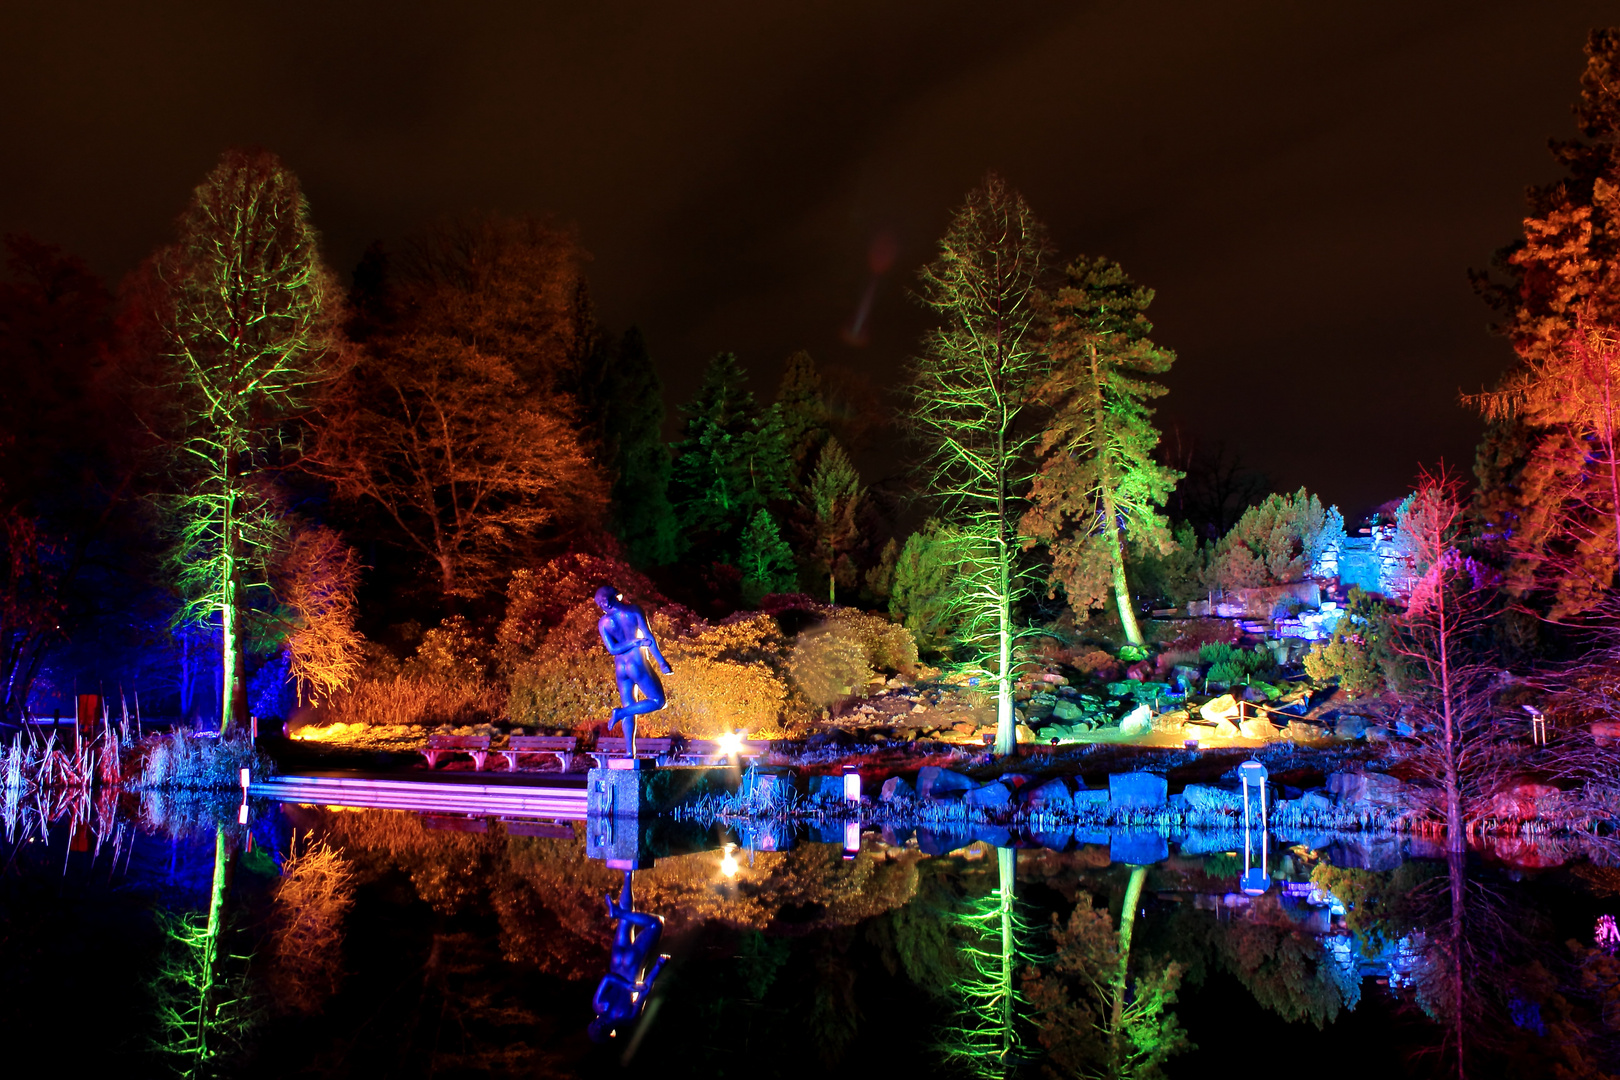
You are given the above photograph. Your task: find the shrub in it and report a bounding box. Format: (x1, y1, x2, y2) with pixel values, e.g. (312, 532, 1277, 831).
(497, 554, 663, 668)
(507, 604, 805, 739)
(1204, 488, 1345, 592)
(323, 622, 506, 729)
(1302, 588, 1399, 698)
(828, 608, 919, 675)
(789, 621, 872, 708)
(1199, 642, 1271, 685)
(1071, 648, 1121, 680)
(660, 613, 801, 737)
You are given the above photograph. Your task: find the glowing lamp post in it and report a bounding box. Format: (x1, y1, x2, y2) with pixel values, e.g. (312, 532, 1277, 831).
(843, 820, 861, 860)
(1238, 759, 1270, 896)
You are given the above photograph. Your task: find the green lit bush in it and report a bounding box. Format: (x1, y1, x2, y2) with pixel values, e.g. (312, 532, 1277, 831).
(1302, 588, 1400, 699)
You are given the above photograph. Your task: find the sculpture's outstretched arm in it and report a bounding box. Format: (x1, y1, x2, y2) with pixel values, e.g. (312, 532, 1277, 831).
(592, 972, 634, 1013)
(640, 953, 669, 991)
(599, 619, 639, 657)
(635, 612, 673, 673)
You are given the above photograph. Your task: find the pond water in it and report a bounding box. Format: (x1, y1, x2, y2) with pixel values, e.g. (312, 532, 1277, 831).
(1, 791, 1615, 1079)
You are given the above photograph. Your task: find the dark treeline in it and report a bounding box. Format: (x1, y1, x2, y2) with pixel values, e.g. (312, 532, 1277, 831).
(4, 30, 1620, 739)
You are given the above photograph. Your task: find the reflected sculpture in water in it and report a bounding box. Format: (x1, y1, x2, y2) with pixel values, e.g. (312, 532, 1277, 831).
(595, 586, 673, 756)
(589, 870, 669, 1042)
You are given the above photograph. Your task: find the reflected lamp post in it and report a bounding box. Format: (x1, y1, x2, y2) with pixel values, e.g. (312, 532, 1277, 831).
(1238, 760, 1270, 896)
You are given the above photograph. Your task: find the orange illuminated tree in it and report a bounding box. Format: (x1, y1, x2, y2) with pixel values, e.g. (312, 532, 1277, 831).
(315, 217, 605, 605)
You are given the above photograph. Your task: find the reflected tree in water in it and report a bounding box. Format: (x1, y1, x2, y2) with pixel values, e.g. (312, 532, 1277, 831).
(1023, 865, 1191, 1080)
(942, 847, 1038, 1077)
(151, 826, 255, 1077)
(265, 830, 354, 1014)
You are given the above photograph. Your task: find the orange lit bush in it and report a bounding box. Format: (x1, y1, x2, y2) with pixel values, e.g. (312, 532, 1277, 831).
(321, 616, 504, 729)
(500, 557, 920, 736)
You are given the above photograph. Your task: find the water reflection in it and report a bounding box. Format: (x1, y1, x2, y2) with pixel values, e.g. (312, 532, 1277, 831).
(589, 871, 669, 1044)
(3, 790, 1619, 1077)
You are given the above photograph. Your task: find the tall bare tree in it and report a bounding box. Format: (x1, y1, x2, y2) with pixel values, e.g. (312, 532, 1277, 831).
(908, 174, 1051, 755)
(151, 149, 340, 731)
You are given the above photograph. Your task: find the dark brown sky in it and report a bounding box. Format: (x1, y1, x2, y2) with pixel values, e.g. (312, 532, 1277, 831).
(2, 2, 1614, 515)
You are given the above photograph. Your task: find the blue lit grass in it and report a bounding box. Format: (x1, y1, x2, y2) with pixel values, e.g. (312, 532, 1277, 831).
(129, 731, 274, 792)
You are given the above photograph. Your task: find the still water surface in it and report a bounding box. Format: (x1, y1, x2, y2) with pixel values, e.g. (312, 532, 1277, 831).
(0, 793, 1613, 1078)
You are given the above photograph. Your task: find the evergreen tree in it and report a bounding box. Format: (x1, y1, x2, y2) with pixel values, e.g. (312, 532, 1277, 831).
(805, 437, 865, 603)
(601, 327, 678, 566)
(775, 349, 831, 486)
(738, 509, 797, 605)
(889, 523, 960, 649)
(153, 150, 340, 731)
(1204, 488, 1345, 592)
(670, 353, 792, 557)
(909, 174, 1051, 755)
(1022, 256, 1180, 646)
(1468, 28, 1620, 617)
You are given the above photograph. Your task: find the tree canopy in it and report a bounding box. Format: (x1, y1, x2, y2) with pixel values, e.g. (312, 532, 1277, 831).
(1023, 255, 1180, 646)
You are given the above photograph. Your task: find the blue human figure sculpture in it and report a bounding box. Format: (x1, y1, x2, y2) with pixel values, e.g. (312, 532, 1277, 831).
(594, 586, 673, 758)
(588, 871, 669, 1043)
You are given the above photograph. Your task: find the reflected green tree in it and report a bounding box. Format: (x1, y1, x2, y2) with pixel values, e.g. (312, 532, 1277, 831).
(1023, 866, 1192, 1080)
(943, 848, 1036, 1077)
(151, 826, 254, 1077)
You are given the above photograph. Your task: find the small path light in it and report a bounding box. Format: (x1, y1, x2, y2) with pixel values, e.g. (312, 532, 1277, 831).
(842, 820, 860, 860)
(720, 842, 738, 879)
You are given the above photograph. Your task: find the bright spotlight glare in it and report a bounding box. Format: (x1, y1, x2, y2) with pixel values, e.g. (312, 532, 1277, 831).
(717, 731, 745, 758)
(721, 843, 739, 878)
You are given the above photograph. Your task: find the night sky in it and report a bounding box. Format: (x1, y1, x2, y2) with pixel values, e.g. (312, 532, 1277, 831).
(3, 2, 1615, 516)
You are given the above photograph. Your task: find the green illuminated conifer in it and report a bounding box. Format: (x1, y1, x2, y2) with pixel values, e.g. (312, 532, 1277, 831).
(154, 150, 339, 731)
(738, 508, 797, 604)
(1023, 257, 1180, 647)
(805, 437, 864, 603)
(671, 353, 793, 559)
(602, 327, 678, 567)
(775, 349, 832, 486)
(908, 175, 1051, 755)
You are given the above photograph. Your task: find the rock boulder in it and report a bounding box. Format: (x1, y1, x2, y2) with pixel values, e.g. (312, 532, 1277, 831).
(1108, 771, 1168, 809)
(1023, 778, 1074, 812)
(917, 766, 976, 800)
(1119, 703, 1154, 738)
(964, 781, 1012, 808)
(879, 776, 914, 802)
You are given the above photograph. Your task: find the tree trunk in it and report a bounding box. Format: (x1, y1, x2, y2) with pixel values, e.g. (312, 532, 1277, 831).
(1088, 344, 1144, 647)
(219, 478, 240, 736)
(997, 846, 1016, 1066)
(196, 824, 234, 1060)
(1112, 864, 1148, 1030)
(1102, 507, 1144, 647)
(995, 541, 1016, 756)
(1437, 597, 1466, 853)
